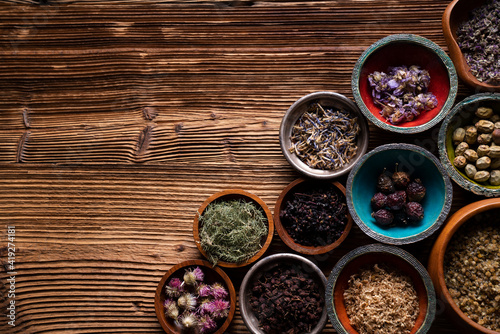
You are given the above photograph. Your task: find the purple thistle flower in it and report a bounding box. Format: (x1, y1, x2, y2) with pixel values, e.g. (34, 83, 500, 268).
(198, 299, 217, 315)
(198, 315, 218, 334)
(165, 277, 184, 298)
(210, 282, 228, 299)
(164, 299, 179, 320)
(197, 284, 212, 298)
(177, 293, 197, 310)
(184, 266, 205, 285)
(210, 299, 230, 319)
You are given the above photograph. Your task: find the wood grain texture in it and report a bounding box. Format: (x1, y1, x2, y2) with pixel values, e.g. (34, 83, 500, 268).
(0, 0, 481, 333)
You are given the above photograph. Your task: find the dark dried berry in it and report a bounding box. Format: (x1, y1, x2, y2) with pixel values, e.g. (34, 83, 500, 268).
(386, 190, 406, 211)
(406, 178, 426, 202)
(377, 169, 395, 194)
(372, 209, 394, 226)
(371, 192, 387, 210)
(406, 202, 424, 222)
(392, 163, 411, 189)
(392, 209, 409, 225)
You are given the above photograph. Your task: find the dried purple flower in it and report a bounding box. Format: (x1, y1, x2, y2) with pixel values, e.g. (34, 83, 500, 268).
(456, 0, 500, 85)
(164, 299, 179, 320)
(197, 283, 212, 298)
(209, 299, 230, 319)
(198, 314, 218, 333)
(178, 312, 198, 329)
(198, 298, 217, 315)
(177, 293, 197, 310)
(184, 266, 205, 285)
(210, 282, 228, 299)
(165, 277, 184, 298)
(368, 65, 438, 124)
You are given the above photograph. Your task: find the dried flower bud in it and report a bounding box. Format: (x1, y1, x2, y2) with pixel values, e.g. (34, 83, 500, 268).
(455, 142, 469, 156)
(490, 170, 500, 186)
(475, 107, 494, 119)
(488, 146, 500, 158)
(453, 156, 467, 168)
(179, 312, 198, 328)
(477, 133, 493, 145)
(475, 120, 495, 133)
(197, 284, 211, 298)
(465, 164, 477, 179)
(164, 299, 179, 320)
(452, 128, 466, 145)
(184, 267, 204, 285)
(177, 293, 197, 310)
(166, 278, 184, 298)
(464, 149, 479, 162)
(465, 126, 478, 145)
(210, 283, 228, 299)
(198, 315, 217, 334)
(476, 156, 491, 170)
(474, 171, 490, 183)
(477, 145, 490, 157)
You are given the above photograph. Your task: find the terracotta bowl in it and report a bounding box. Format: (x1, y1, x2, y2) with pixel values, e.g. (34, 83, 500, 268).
(428, 198, 500, 334)
(438, 93, 500, 197)
(193, 189, 274, 268)
(279, 91, 369, 180)
(274, 178, 353, 255)
(239, 253, 328, 334)
(346, 143, 453, 245)
(326, 244, 436, 334)
(154, 259, 236, 334)
(352, 34, 458, 133)
(442, 0, 500, 93)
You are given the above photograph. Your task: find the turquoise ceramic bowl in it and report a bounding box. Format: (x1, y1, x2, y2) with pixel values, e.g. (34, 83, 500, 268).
(346, 144, 453, 244)
(438, 93, 500, 197)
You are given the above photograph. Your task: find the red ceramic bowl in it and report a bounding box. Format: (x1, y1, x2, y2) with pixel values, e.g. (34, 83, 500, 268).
(154, 259, 236, 334)
(443, 0, 500, 93)
(352, 34, 458, 134)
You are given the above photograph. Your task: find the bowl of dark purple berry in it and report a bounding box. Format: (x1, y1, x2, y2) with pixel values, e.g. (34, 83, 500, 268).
(346, 143, 453, 245)
(326, 244, 436, 334)
(154, 259, 236, 334)
(274, 178, 353, 255)
(279, 91, 369, 180)
(352, 34, 457, 133)
(239, 253, 328, 334)
(443, 0, 500, 93)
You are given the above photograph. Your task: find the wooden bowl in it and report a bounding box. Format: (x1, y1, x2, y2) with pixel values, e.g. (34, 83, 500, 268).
(193, 189, 274, 268)
(346, 143, 453, 245)
(154, 259, 236, 334)
(239, 253, 328, 334)
(427, 198, 500, 334)
(326, 244, 436, 334)
(352, 34, 458, 133)
(438, 93, 500, 197)
(279, 91, 369, 180)
(274, 178, 353, 255)
(442, 0, 500, 93)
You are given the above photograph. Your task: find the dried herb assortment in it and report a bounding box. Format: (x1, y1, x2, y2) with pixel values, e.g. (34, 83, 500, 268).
(444, 214, 500, 331)
(279, 184, 348, 247)
(452, 106, 500, 185)
(164, 267, 231, 333)
(368, 65, 438, 124)
(289, 102, 360, 170)
(249, 264, 324, 334)
(343, 263, 419, 334)
(371, 164, 426, 226)
(198, 199, 268, 265)
(456, 0, 500, 85)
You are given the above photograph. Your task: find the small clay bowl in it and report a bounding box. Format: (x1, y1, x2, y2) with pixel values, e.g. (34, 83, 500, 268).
(352, 34, 458, 133)
(326, 244, 436, 334)
(438, 93, 500, 197)
(193, 189, 274, 268)
(346, 143, 453, 244)
(428, 198, 500, 334)
(154, 259, 236, 334)
(443, 0, 500, 93)
(274, 178, 353, 255)
(239, 253, 328, 334)
(279, 91, 369, 180)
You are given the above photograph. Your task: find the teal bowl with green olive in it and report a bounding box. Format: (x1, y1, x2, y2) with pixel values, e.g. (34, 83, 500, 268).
(438, 93, 500, 197)
(346, 144, 453, 245)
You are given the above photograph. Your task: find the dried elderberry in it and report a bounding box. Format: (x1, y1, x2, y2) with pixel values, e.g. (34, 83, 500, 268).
(280, 184, 348, 247)
(249, 264, 324, 334)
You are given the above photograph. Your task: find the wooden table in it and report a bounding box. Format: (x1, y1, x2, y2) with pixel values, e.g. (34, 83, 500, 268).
(0, 0, 486, 333)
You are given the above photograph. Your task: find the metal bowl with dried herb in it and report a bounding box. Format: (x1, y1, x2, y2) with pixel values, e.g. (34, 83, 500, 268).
(280, 91, 369, 180)
(193, 189, 274, 268)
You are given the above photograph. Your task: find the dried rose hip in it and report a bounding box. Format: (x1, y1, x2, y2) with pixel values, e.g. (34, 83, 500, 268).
(387, 190, 406, 211)
(371, 192, 387, 211)
(406, 179, 426, 202)
(372, 209, 394, 226)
